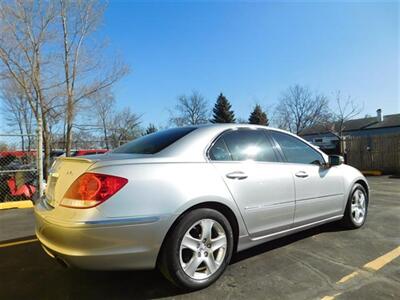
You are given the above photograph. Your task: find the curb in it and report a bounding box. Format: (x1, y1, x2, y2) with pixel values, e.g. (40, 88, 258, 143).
(361, 170, 383, 176)
(0, 200, 33, 210)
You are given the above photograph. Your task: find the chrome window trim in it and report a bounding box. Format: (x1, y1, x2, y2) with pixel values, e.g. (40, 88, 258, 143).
(268, 130, 325, 165)
(205, 127, 281, 163)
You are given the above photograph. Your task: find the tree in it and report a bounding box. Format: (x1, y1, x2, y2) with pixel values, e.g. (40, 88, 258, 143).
(59, 0, 129, 156)
(275, 85, 329, 135)
(144, 123, 157, 135)
(108, 108, 141, 148)
(0, 0, 129, 177)
(1, 80, 34, 151)
(0, 0, 60, 178)
(170, 91, 209, 126)
(324, 91, 362, 155)
(249, 104, 269, 126)
(91, 89, 115, 149)
(210, 93, 236, 123)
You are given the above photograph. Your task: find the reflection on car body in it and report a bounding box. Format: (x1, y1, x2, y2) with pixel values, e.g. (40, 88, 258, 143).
(35, 124, 369, 290)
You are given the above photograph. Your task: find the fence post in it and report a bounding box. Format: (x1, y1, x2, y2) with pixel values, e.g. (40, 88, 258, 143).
(37, 116, 44, 199)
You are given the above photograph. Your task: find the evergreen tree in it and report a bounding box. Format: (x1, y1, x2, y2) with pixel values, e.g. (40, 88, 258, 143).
(144, 123, 157, 135)
(210, 93, 236, 123)
(249, 104, 269, 126)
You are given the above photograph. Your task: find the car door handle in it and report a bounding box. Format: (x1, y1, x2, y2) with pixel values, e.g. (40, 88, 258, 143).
(226, 171, 248, 180)
(295, 171, 309, 178)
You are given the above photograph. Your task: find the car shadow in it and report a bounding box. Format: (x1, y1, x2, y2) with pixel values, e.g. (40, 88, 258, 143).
(74, 222, 349, 299)
(0, 222, 350, 300)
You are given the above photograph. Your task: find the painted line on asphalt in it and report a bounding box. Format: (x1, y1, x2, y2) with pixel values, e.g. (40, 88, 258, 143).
(0, 238, 38, 248)
(321, 293, 341, 300)
(336, 271, 359, 284)
(363, 245, 400, 271)
(0, 200, 33, 210)
(321, 245, 400, 299)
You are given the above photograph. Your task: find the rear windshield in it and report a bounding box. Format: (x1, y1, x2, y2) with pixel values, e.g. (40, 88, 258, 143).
(113, 127, 197, 154)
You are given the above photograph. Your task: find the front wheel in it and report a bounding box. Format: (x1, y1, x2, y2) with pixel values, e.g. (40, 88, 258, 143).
(158, 208, 234, 290)
(341, 183, 368, 229)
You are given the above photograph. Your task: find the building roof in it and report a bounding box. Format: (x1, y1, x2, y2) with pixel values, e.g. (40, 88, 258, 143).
(364, 114, 400, 129)
(301, 113, 400, 136)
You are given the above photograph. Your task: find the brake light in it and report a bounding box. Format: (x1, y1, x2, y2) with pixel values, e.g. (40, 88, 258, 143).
(61, 173, 128, 208)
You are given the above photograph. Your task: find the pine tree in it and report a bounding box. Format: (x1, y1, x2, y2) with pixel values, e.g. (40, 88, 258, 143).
(249, 104, 269, 126)
(210, 93, 236, 123)
(144, 123, 157, 135)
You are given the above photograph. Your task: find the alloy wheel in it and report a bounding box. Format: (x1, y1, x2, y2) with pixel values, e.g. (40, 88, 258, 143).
(351, 189, 366, 225)
(179, 218, 227, 280)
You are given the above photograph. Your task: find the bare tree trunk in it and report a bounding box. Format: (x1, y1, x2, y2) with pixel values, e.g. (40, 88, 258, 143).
(65, 111, 73, 156)
(42, 118, 51, 180)
(102, 118, 109, 149)
(18, 122, 25, 152)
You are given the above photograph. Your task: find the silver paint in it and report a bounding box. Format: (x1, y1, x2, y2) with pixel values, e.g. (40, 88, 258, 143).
(34, 124, 369, 270)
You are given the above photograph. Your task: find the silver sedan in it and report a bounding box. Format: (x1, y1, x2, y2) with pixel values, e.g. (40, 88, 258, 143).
(35, 124, 369, 290)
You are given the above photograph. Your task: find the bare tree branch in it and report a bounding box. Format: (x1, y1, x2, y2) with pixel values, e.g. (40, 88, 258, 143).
(169, 91, 209, 126)
(321, 91, 363, 154)
(58, 0, 129, 155)
(274, 85, 330, 135)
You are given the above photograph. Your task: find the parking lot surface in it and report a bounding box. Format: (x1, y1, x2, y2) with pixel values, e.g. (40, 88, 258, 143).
(0, 176, 399, 299)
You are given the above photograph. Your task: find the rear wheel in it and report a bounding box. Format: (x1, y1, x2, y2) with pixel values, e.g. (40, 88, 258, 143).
(159, 208, 233, 290)
(341, 183, 368, 229)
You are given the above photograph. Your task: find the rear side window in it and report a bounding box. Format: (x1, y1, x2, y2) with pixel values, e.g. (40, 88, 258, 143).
(209, 129, 277, 162)
(113, 127, 197, 154)
(270, 131, 324, 165)
(209, 138, 231, 161)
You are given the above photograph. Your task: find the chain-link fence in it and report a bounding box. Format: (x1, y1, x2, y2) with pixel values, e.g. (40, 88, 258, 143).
(0, 127, 138, 203)
(52, 139, 130, 151)
(0, 134, 38, 202)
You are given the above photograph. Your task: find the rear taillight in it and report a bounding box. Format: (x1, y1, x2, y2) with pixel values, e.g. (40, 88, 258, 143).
(61, 173, 128, 208)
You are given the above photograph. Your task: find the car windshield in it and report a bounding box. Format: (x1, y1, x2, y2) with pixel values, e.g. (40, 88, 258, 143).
(113, 127, 197, 154)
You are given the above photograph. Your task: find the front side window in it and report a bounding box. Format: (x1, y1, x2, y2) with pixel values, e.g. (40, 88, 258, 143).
(270, 131, 324, 165)
(113, 127, 197, 154)
(209, 129, 277, 162)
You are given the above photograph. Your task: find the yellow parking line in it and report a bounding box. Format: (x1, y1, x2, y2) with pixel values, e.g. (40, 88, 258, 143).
(336, 271, 359, 284)
(0, 238, 38, 248)
(363, 246, 400, 271)
(0, 200, 33, 210)
(321, 245, 400, 299)
(321, 293, 341, 300)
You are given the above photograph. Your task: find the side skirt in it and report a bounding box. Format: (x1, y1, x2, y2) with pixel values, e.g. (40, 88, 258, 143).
(236, 215, 343, 252)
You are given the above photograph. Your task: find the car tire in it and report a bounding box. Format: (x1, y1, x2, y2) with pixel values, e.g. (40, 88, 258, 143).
(341, 183, 368, 229)
(158, 208, 234, 290)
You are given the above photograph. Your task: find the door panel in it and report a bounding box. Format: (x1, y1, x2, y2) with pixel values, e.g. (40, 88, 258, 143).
(267, 130, 345, 227)
(290, 164, 344, 226)
(212, 162, 295, 238)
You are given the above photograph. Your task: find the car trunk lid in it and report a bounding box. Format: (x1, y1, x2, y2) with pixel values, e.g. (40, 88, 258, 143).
(46, 157, 96, 207)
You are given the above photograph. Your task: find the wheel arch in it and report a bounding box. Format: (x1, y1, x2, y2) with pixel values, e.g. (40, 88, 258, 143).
(156, 201, 240, 267)
(355, 179, 369, 198)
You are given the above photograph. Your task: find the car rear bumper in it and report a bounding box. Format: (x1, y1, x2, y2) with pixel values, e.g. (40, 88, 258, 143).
(34, 202, 174, 270)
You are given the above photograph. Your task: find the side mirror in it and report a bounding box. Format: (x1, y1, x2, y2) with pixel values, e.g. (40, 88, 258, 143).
(328, 155, 344, 166)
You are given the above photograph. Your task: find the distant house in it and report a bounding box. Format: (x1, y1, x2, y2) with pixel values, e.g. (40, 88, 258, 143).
(301, 109, 400, 154)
